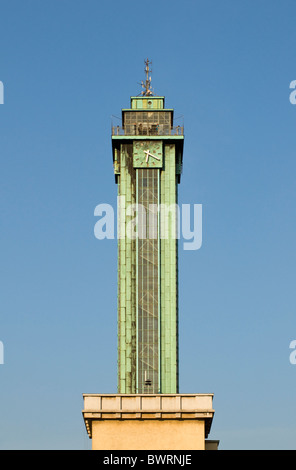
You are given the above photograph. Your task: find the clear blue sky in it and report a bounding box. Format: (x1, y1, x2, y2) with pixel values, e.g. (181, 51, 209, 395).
(0, 0, 296, 449)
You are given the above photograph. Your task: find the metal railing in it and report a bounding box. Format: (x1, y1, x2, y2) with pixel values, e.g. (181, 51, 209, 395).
(112, 125, 184, 137)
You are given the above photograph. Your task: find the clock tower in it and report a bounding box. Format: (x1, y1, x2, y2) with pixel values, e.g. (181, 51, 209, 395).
(82, 60, 217, 450)
(112, 59, 184, 395)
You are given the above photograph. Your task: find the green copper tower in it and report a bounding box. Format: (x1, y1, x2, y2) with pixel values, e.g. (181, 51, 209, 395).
(111, 60, 184, 395)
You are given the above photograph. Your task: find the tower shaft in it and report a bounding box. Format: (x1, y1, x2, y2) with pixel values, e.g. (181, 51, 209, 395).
(112, 95, 184, 394)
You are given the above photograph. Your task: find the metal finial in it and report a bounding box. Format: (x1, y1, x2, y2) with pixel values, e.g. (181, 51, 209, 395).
(141, 58, 153, 96)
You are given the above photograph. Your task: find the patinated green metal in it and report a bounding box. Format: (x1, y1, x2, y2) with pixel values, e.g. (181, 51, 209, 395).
(112, 94, 184, 394)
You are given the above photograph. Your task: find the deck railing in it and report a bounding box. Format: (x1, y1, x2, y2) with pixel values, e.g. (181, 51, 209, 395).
(112, 125, 184, 137)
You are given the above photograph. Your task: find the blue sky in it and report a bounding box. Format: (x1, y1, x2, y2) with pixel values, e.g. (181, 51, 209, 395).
(0, 0, 296, 449)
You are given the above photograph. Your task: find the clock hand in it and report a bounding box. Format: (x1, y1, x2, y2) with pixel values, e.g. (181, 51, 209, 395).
(148, 153, 160, 161)
(144, 150, 160, 161)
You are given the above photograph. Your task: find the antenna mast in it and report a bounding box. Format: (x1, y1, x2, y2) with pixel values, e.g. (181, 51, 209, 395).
(141, 58, 153, 96)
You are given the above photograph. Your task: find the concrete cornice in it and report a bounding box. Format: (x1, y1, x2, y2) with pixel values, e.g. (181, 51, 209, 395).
(82, 393, 215, 439)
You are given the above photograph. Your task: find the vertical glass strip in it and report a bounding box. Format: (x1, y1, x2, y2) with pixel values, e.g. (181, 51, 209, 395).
(157, 170, 161, 392)
(137, 169, 159, 393)
(136, 171, 139, 392)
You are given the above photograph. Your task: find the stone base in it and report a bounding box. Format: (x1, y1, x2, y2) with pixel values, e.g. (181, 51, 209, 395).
(82, 394, 216, 450)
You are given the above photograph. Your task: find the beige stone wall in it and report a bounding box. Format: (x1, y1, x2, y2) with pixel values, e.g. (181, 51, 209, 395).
(91, 419, 205, 450)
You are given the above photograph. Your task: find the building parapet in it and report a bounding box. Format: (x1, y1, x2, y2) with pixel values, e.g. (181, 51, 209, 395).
(82, 393, 215, 439)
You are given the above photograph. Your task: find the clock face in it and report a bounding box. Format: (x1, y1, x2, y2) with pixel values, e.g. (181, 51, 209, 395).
(133, 141, 163, 168)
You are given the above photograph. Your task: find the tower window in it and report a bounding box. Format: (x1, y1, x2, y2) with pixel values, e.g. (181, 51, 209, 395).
(123, 111, 172, 136)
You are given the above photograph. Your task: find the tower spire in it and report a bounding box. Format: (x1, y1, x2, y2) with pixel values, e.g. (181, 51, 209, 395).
(141, 58, 153, 96)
